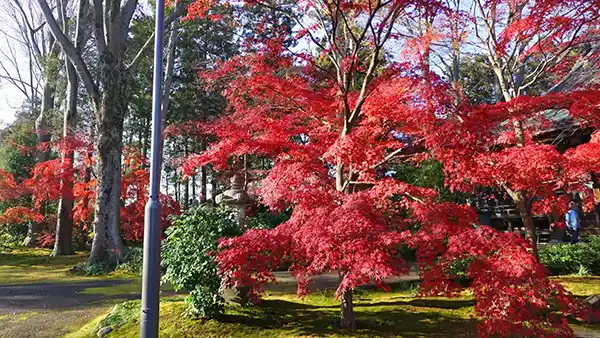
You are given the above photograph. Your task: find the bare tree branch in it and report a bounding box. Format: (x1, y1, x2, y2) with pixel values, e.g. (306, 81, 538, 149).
(37, 0, 100, 102)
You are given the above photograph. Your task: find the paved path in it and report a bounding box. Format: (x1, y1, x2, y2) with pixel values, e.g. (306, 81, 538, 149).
(0, 271, 419, 316)
(0, 280, 138, 315)
(0, 279, 142, 338)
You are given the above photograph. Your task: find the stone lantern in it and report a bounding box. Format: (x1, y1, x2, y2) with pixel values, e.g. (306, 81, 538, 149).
(215, 173, 250, 229)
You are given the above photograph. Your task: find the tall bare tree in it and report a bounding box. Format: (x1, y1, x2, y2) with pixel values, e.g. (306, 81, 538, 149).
(52, 0, 88, 256)
(37, 0, 184, 262)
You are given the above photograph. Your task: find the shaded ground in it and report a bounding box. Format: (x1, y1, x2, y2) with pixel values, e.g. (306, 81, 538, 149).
(0, 280, 139, 314)
(0, 306, 111, 338)
(0, 249, 134, 285)
(0, 279, 140, 338)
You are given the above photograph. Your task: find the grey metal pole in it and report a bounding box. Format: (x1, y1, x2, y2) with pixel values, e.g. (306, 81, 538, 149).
(140, 0, 165, 335)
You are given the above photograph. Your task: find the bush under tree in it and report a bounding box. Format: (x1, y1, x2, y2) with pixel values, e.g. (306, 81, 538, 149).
(539, 237, 600, 276)
(161, 204, 241, 318)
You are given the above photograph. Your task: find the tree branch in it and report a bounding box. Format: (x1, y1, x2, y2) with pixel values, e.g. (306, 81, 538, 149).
(126, 2, 185, 71)
(36, 0, 100, 102)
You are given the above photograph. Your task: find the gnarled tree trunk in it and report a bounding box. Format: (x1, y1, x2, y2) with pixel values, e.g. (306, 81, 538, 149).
(88, 66, 127, 263)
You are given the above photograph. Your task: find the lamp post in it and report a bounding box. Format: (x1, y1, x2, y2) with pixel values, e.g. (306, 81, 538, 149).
(140, 0, 165, 335)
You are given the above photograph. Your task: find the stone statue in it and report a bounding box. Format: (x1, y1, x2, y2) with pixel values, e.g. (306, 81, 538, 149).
(216, 173, 249, 228)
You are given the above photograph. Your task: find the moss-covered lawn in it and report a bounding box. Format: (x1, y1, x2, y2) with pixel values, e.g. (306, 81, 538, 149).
(73, 288, 478, 338)
(3, 249, 600, 337)
(0, 248, 136, 285)
(70, 276, 600, 338)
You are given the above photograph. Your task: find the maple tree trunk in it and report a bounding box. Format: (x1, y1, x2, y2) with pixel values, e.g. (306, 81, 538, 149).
(336, 158, 356, 329)
(515, 198, 538, 257)
(340, 288, 356, 330)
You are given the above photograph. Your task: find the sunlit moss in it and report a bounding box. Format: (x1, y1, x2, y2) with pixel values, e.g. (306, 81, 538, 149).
(553, 276, 600, 297)
(0, 249, 136, 285)
(82, 290, 478, 338)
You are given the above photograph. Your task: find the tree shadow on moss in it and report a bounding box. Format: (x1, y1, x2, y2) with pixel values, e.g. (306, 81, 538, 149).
(217, 298, 477, 337)
(358, 298, 476, 310)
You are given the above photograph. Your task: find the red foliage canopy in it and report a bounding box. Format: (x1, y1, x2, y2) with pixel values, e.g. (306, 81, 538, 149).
(0, 135, 181, 244)
(178, 5, 594, 333)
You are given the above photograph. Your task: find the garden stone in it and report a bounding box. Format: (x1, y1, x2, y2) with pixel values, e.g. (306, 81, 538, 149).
(97, 326, 112, 338)
(584, 295, 600, 323)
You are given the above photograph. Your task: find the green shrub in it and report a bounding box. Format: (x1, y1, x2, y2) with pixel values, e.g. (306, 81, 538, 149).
(116, 247, 144, 275)
(73, 247, 141, 276)
(0, 222, 27, 251)
(539, 237, 600, 275)
(161, 205, 242, 318)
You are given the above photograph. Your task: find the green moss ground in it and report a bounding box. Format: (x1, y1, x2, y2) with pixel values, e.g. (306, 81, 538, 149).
(0, 248, 136, 285)
(3, 249, 600, 337)
(83, 287, 478, 338)
(72, 277, 600, 338)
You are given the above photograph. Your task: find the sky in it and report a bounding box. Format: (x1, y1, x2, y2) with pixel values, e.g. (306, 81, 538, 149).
(0, 87, 19, 124)
(0, 5, 25, 126)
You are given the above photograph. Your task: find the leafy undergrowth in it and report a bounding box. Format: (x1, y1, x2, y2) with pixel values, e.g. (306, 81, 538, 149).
(0, 249, 136, 285)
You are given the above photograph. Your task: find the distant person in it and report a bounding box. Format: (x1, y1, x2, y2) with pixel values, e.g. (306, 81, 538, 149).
(565, 201, 581, 244)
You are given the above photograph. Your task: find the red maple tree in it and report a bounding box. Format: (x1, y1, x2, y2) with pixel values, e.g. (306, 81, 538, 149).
(181, 0, 597, 335)
(0, 138, 180, 247)
(428, 0, 600, 254)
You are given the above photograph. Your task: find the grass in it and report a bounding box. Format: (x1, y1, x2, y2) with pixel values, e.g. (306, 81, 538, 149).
(3, 249, 600, 337)
(0, 248, 136, 285)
